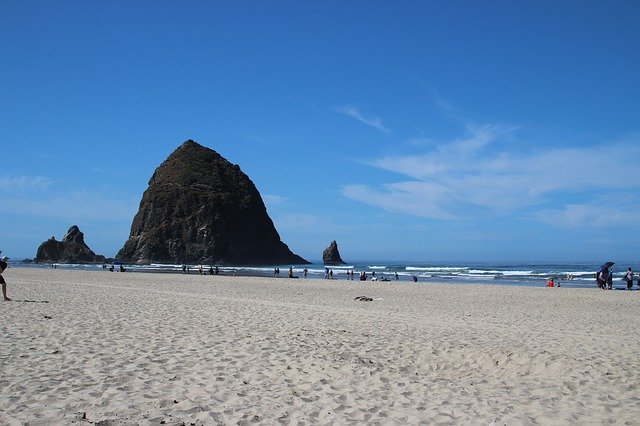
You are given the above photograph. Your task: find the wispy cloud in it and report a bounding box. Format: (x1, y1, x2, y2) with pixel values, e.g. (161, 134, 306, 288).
(532, 198, 640, 228)
(0, 191, 138, 223)
(238, 133, 275, 146)
(262, 194, 288, 206)
(0, 174, 138, 222)
(342, 126, 640, 228)
(0, 175, 54, 191)
(335, 105, 391, 133)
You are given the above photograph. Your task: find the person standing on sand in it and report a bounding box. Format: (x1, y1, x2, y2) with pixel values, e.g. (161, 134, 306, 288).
(1, 256, 11, 301)
(624, 267, 634, 290)
(596, 267, 609, 289)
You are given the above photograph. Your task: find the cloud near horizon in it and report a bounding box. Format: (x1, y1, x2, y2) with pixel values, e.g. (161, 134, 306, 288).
(335, 105, 391, 133)
(342, 127, 640, 228)
(0, 176, 138, 223)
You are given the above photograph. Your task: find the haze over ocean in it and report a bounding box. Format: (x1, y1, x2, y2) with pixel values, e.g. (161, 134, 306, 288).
(1, 2, 639, 262)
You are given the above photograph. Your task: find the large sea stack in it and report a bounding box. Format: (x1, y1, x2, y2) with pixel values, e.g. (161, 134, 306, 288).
(35, 225, 106, 264)
(322, 240, 346, 265)
(117, 140, 309, 265)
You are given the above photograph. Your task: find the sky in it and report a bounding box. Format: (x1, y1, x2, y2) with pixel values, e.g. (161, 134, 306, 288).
(1, 1, 639, 263)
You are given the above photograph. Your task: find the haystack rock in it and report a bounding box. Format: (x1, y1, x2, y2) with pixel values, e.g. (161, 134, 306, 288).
(35, 225, 106, 264)
(116, 140, 309, 265)
(323, 240, 346, 265)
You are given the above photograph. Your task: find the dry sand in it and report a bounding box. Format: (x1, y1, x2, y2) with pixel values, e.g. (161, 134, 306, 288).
(1, 268, 639, 425)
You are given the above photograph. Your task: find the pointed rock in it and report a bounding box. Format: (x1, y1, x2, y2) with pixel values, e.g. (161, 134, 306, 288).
(323, 240, 346, 265)
(35, 225, 106, 264)
(117, 140, 309, 265)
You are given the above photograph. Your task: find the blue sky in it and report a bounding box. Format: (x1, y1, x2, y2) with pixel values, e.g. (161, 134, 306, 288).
(1, 1, 639, 262)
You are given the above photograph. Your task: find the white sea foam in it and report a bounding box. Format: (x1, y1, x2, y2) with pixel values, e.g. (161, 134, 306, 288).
(405, 266, 466, 272)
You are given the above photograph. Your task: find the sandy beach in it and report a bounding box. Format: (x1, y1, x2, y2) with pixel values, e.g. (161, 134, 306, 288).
(1, 268, 639, 425)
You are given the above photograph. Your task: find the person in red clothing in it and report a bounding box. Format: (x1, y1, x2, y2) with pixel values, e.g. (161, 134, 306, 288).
(547, 278, 555, 288)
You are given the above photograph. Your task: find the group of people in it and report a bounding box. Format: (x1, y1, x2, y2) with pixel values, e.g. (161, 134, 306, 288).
(103, 263, 125, 272)
(180, 265, 220, 275)
(276, 266, 407, 281)
(596, 266, 636, 290)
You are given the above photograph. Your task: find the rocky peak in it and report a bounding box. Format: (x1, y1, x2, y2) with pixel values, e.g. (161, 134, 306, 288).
(63, 225, 86, 245)
(116, 139, 309, 265)
(35, 225, 106, 264)
(323, 240, 346, 265)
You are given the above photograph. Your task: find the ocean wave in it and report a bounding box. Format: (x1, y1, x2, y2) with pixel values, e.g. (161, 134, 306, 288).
(405, 266, 467, 272)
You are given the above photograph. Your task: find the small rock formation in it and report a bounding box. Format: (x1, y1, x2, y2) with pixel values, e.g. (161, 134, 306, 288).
(117, 139, 309, 265)
(323, 240, 346, 265)
(35, 225, 106, 264)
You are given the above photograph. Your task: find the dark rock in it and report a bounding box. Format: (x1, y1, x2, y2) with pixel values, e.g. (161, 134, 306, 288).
(116, 140, 309, 265)
(35, 225, 106, 264)
(323, 240, 346, 265)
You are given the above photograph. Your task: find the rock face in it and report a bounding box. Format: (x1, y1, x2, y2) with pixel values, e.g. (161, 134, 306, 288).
(322, 240, 346, 265)
(117, 140, 309, 265)
(35, 225, 106, 264)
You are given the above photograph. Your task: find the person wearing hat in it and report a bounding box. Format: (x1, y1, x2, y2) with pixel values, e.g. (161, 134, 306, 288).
(0, 256, 10, 301)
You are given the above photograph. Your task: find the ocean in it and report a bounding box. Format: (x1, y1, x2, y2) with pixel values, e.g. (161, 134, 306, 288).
(14, 260, 639, 289)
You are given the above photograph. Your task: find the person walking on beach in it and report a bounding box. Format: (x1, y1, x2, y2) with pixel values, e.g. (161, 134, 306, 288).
(624, 267, 634, 290)
(596, 267, 609, 289)
(1, 256, 11, 301)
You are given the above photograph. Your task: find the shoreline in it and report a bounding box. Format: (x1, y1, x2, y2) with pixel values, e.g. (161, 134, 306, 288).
(10, 261, 637, 290)
(1, 268, 639, 424)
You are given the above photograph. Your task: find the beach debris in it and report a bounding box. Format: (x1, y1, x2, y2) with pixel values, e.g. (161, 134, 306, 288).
(354, 296, 374, 301)
(72, 412, 88, 421)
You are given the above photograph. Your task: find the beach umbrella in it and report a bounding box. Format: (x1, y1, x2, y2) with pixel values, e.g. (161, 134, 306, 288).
(600, 262, 615, 269)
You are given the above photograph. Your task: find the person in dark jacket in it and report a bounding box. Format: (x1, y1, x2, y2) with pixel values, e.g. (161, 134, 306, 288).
(1, 256, 10, 301)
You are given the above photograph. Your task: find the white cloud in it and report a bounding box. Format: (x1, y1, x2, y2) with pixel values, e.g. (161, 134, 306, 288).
(342, 127, 640, 228)
(343, 183, 456, 220)
(335, 105, 391, 133)
(533, 202, 640, 228)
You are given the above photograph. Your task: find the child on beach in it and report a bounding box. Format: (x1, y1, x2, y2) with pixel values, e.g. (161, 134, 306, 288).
(1, 256, 10, 301)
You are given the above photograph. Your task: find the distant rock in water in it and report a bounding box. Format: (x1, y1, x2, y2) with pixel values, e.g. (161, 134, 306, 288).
(116, 139, 309, 265)
(35, 225, 106, 264)
(323, 240, 346, 265)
